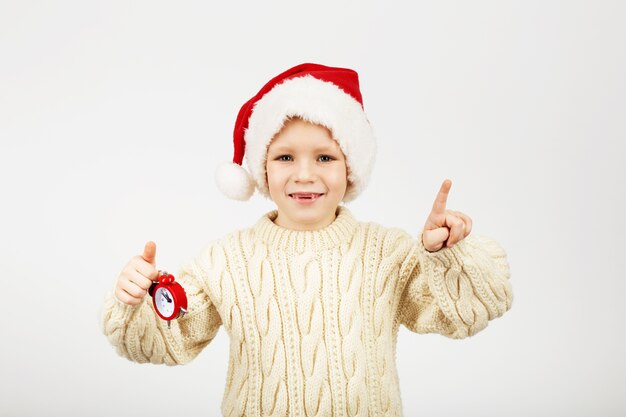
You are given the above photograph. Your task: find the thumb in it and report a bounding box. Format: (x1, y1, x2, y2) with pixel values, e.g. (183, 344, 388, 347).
(142, 241, 157, 265)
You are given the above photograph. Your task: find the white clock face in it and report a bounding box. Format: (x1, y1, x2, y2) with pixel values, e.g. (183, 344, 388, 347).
(155, 287, 175, 318)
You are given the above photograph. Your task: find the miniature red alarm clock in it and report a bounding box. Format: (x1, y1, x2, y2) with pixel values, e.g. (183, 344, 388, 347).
(148, 270, 188, 328)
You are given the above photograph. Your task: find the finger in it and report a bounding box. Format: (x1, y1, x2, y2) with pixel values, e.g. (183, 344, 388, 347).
(119, 279, 148, 299)
(133, 257, 160, 282)
(452, 210, 473, 237)
(115, 287, 141, 305)
(127, 269, 154, 291)
(445, 212, 466, 247)
(422, 227, 449, 252)
(142, 241, 157, 265)
(430, 179, 452, 217)
(424, 179, 453, 230)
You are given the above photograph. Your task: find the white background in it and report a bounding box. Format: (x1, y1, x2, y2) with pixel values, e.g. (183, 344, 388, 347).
(1, 1, 625, 416)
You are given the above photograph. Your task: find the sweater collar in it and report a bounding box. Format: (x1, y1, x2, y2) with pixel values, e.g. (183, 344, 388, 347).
(253, 205, 358, 252)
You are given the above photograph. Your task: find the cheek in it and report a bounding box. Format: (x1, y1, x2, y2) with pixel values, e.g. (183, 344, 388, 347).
(266, 164, 286, 194)
(328, 164, 348, 192)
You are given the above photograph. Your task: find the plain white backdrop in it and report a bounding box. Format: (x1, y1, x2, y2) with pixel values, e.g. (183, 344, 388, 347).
(1, 1, 625, 416)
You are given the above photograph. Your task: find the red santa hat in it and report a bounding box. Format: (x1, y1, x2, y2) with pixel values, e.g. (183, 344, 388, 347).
(215, 63, 376, 202)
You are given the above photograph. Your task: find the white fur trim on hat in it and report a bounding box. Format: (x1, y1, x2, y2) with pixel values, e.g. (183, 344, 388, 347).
(215, 161, 256, 201)
(244, 75, 376, 202)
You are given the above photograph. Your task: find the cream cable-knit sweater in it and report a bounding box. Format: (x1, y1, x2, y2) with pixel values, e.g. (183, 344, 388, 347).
(102, 206, 513, 417)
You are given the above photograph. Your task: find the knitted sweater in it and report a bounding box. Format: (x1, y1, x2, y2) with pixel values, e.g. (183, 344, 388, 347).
(101, 206, 513, 417)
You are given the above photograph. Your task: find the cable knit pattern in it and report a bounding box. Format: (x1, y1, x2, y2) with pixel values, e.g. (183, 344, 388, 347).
(102, 206, 513, 416)
(398, 233, 513, 339)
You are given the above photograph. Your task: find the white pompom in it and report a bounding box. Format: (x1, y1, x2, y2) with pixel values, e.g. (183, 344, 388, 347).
(215, 162, 256, 201)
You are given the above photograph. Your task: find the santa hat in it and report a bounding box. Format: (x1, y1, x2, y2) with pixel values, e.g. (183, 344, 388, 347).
(215, 63, 376, 202)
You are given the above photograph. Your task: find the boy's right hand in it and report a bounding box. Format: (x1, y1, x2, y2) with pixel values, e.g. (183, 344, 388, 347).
(114, 241, 161, 306)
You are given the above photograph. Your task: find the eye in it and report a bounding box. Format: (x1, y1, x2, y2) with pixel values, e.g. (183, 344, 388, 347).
(318, 155, 335, 162)
(277, 155, 292, 161)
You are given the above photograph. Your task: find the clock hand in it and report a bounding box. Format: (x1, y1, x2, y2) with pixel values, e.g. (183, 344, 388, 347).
(163, 292, 172, 303)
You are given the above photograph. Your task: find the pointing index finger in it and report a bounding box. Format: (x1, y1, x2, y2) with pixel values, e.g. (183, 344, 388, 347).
(431, 179, 452, 215)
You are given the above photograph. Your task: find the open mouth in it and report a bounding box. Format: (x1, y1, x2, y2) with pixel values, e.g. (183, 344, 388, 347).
(289, 193, 324, 201)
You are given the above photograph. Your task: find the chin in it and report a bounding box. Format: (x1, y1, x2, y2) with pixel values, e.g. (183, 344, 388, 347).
(279, 206, 338, 230)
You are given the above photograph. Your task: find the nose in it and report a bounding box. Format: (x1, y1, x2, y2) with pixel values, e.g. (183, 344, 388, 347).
(294, 160, 316, 183)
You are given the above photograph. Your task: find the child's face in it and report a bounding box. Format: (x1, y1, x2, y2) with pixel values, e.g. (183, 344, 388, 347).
(266, 118, 348, 231)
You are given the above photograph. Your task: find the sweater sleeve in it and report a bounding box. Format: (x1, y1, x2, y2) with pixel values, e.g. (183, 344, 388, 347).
(101, 250, 222, 365)
(397, 233, 513, 339)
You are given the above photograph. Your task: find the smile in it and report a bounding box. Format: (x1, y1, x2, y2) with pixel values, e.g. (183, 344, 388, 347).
(289, 193, 324, 204)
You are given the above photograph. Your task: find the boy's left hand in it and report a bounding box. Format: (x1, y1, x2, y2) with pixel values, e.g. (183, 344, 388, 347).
(421, 179, 472, 252)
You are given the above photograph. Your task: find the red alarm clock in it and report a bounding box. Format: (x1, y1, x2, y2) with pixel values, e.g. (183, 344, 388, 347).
(148, 271, 188, 328)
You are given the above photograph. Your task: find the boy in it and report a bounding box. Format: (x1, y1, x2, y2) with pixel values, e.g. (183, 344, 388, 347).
(102, 63, 513, 417)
